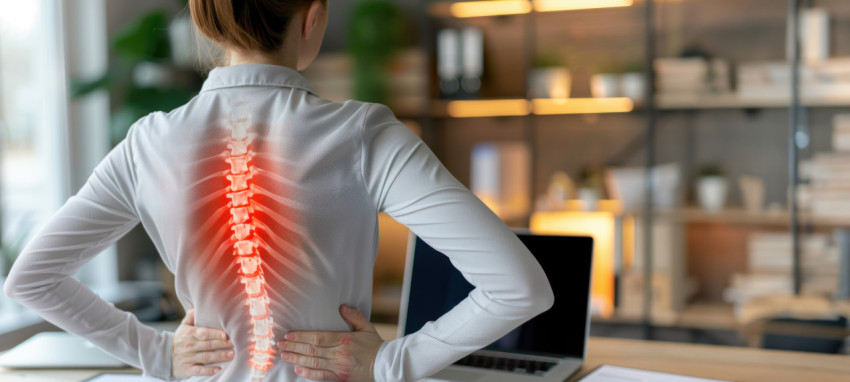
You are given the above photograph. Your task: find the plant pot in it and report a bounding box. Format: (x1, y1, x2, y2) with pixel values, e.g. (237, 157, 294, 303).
(620, 72, 645, 101)
(697, 176, 728, 212)
(590, 73, 620, 98)
(578, 187, 600, 211)
(529, 67, 571, 99)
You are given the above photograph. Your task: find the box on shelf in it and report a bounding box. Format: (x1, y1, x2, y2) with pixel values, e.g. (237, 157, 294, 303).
(833, 114, 850, 152)
(737, 58, 850, 100)
(606, 163, 681, 212)
(654, 58, 731, 97)
(471, 142, 531, 221)
(724, 232, 840, 308)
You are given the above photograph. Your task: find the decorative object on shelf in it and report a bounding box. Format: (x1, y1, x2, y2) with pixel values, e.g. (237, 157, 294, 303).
(620, 72, 645, 101)
(578, 167, 605, 211)
(739, 175, 766, 212)
(655, 57, 730, 99)
(460, 27, 484, 97)
(619, 61, 646, 101)
(529, 49, 570, 99)
(590, 61, 644, 101)
(70, 8, 200, 146)
(438, 27, 484, 99)
(590, 73, 620, 98)
(437, 28, 461, 98)
(696, 164, 728, 212)
(606, 163, 681, 212)
(470, 142, 531, 221)
(347, 0, 406, 104)
(544, 171, 576, 211)
(799, 7, 830, 62)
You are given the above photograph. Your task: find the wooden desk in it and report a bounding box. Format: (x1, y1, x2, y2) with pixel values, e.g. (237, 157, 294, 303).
(2, 327, 849, 382)
(570, 337, 850, 382)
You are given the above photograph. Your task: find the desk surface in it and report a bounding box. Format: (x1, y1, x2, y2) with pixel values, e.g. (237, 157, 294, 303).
(2, 325, 849, 382)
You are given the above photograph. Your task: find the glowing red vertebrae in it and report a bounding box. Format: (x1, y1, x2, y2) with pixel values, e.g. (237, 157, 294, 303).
(225, 123, 275, 380)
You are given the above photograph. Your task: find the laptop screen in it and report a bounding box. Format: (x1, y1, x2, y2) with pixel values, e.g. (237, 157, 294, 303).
(402, 233, 593, 359)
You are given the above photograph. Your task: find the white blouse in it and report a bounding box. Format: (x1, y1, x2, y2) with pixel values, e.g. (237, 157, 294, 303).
(4, 64, 553, 381)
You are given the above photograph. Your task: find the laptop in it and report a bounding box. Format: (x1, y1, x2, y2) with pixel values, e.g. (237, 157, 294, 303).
(0, 331, 127, 369)
(399, 232, 594, 382)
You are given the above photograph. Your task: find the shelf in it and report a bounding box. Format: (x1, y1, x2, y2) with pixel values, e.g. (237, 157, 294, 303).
(420, 94, 850, 118)
(594, 302, 739, 331)
(657, 93, 850, 110)
(648, 207, 850, 227)
(428, 0, 634, 19)
(431, 98, 635, 118)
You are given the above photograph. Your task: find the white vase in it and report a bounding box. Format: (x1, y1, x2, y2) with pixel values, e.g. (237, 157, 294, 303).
(620, 73, 645, 101)
(697, 176, 728, 212)
(529, 67, 571, 99)
(590, 73, 620, 98)
(578, 188, 600, 211)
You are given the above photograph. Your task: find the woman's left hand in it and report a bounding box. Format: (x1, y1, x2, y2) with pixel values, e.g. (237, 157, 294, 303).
(172, 308, 235, 378)
(279, 305, 384, 381)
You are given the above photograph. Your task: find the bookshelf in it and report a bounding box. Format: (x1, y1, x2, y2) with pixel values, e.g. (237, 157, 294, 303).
(414, 0, 850, 342)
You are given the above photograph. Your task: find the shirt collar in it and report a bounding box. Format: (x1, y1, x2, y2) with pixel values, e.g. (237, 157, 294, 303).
(200, 64, 318, 96)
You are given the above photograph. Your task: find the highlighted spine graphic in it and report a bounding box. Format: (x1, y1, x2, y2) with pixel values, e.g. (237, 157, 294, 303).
(225, 121, 275, 380)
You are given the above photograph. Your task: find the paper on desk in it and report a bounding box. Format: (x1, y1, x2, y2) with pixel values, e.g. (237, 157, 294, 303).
(84, 374, 164, 382)
(579, 365, 733, 382)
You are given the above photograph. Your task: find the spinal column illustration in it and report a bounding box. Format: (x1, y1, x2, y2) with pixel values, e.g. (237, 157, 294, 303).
(225, 118, 275, 380)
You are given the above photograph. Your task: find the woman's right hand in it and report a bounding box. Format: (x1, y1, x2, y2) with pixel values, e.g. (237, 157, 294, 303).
(172, 308, 235, 378)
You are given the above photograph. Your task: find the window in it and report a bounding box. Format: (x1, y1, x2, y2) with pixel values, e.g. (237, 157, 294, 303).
(0, 0, 116, 319)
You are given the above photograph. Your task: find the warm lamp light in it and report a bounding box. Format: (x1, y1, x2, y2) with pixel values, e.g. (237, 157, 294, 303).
(450, 0, 532, 18)
(531, 211, 616, 318)
(532, 97, 634, 115)
(533, 0, 634, 12)
(446, 99, 531, 118)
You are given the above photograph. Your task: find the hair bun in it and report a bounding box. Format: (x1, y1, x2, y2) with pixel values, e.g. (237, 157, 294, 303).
(190, 0, 316, 54)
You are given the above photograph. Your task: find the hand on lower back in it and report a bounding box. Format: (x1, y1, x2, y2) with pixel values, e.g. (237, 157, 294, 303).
(279, 304, 384, 381)
(172, 308, 235, 378)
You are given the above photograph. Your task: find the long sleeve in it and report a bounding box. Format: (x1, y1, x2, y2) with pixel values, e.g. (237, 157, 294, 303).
(361, 104, 555, 381)
(3, 123, 174, 380)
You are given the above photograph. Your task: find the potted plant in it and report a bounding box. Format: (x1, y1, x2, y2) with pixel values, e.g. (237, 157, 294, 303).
(578, 167, 605, 211)
(529, 49, 571, 99)
(591, 61, 621, 98)
(347, 0, 406, 105)
(697, 164, 728, 212)
(71, 5, 200, 147)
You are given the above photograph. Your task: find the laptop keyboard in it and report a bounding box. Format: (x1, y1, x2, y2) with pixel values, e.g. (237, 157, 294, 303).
(453, 354, 557, 376)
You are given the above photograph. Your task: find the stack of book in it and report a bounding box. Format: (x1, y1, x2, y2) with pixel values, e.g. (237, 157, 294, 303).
(655, 58, 731, 98)
(738, 59, 850, 100)
(725, 232, 840, 307)
(799, 114, 850, 219)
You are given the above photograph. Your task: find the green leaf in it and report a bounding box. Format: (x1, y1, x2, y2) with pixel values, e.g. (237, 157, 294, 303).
(347, 1, 406, 62)
(110, 86, 196, 145)
(112, 11, 172, 63)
